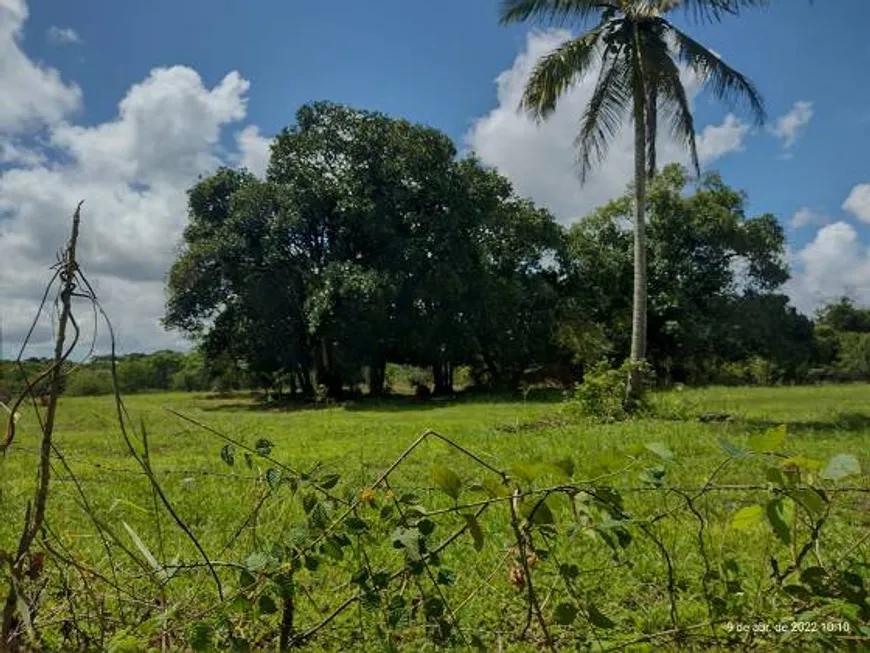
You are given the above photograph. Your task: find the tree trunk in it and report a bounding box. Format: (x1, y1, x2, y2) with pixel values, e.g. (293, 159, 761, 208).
(627, 51, 648, 406)
(368, 357, 386, 397)
(433, 360, 452, 396)
(646, 86, 658, 180)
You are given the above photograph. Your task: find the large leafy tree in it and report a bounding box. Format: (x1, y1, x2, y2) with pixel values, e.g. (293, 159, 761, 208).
(562, 164, 803, 382)
(165, 102, 565, 398)
(500, 0, 766, 402)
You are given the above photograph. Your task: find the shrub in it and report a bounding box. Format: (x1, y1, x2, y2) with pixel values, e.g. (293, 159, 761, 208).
(64, 368, 114, 396)
(569, 359, 653, 422)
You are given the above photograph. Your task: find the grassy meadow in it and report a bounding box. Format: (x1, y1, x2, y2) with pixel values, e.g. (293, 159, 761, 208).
(1, 384, 869, 650)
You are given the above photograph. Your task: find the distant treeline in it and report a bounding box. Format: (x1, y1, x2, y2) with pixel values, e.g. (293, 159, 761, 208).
(3, 103, 869, 400)
(0, 298, 867, 399)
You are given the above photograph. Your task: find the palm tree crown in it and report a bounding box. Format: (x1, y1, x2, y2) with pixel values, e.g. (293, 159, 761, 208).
(501, 0, 767, 181)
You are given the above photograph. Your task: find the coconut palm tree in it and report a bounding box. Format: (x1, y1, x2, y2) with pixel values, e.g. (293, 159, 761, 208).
(500, 0, 767, 403)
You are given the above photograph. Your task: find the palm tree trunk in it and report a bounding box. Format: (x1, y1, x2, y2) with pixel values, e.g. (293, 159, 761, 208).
(627, 68, 648, 405)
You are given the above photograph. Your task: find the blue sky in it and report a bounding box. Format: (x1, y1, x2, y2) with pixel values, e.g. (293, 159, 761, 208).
(2, 0, 870, 356)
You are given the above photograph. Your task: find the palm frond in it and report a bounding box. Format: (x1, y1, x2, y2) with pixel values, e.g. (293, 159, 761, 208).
(520, 26, 607, 119)
(646, 47, 701, 175)
(656, 0, 771, 23)
(573, 47, 633, 183)
(667, 21, 766, 124)
(499, 0, 617, 26)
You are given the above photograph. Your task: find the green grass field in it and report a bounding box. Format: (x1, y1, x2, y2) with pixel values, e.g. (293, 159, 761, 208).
(2, 384, 869, 650)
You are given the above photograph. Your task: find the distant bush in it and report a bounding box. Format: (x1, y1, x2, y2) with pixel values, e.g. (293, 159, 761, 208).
(64, 369, 114, 396)
(569, 359, 653, 422)
(836, 332, 870, 380)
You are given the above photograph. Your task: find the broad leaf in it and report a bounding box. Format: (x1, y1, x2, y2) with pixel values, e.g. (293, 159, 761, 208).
(254, 438, 274, 456)
(430, 464, 462, 500)
(820, 454, 861, 481)
(644, 442, 674, 461)
(588, 602, 615, 629)
(730, 504, 764, 530)
(554, 602, 578, 625)
(749, 424, 787, 454)
(766, 499, 791, 545)
(462, 513, 484, 552)
(220, 444, 235, 467)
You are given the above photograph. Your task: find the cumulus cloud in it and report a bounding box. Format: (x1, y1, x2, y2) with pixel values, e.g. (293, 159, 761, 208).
(784, 222, 870, 315)
(696, 114, 749, 163)
(0, 0, 82, 133)
(465, 30, 749, 223)
(770, 100, 813, 149)
(790, 207, 827, 229)
(235, 125, 271, 178)
(0, 3, 257, 357)
(842, 183, 870, 224)
(47, 25, 80, 45)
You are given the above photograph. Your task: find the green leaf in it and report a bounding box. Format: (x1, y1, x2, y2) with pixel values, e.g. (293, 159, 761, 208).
(509, 462, 540, 484)
(782, 456, 823, 472)
(559, 563, 579, 581)
(319, 473, 340, 489)
(731, 504, 764, 530)
(644, 442, 674, 461)
(266, 468, 282, 489)
(391, 527, 422, 562)
(436, 568, 454, 586)
(345, 516, 369, 534)
(221, 444, 235, 467)
(481, 477, 510, 498)
(820, 454, 861, 481)
(783, 584, 812, 602)
(387, 595, 405, 627)
(766, 499, 791, 545)
(258, 594, 278, 615)
(549, 458, 575, 478)
(639, 465, 666, 487)
(588, 602, 615, 629)
(301, 493, 317, 514)
(245, 552, 271, 571)
(244, 452, 253, 470)
(430, 464, 462, 500)
(254, 438, 274, 456)
(764, 467, 785, 486)
(462, 513, 484, 552)
(417, 518, 435, 536)
(188, 621, 213, 651)
(793, 488, 827, 517)
(238, 569, 256, 589)
(718, 439, 748, 460)
(521, 497, 554, 525)
(321, 538, 344, 561)
(749, 424, 787, 453)
(554, 602, 578, 625)
(423, 597, 444, 619)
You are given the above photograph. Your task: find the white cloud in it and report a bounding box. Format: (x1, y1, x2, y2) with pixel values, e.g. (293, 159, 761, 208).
(235, 125, 271, 178)
(47, 25, 81, 45)
(0, 4, 257, 357)
(784, 222, 870, 315)
(790, 207, 827, 229)
(0, 0, 82, 133)
(696, 114, 749, 163)
(770, 100, 813, 149)
(842, 183, 870, 224)
(465, 30, 749, 223)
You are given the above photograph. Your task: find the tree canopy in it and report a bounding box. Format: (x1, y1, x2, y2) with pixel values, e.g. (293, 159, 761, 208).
(158, 101, 839, 399)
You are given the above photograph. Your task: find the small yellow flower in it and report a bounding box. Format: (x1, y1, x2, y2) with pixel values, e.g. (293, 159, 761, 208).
(359, 487, 377, 505)
(385, 489, 396, 501)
